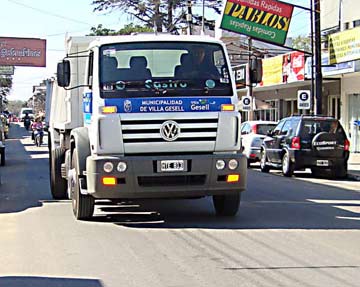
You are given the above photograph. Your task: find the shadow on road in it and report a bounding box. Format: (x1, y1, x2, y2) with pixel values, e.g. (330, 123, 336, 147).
(2, 123, 360, 231)
(0, 276, 104, 287)
(0, 123, 51, 214)
(88, 168, 360, 230)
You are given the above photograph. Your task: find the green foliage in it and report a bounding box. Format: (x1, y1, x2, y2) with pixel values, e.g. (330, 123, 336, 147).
(292, 35, 311, 52)
(118, 23, 153, 35)
(7, 100, 26, 115)
(0, 76, 12, 100)
(91, 0, 222, 32)
(88, 23, 153, 36)
(88, 24, 116, 35)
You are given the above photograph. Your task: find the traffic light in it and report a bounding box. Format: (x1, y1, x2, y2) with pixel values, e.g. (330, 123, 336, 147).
(249, 58, 263, 84)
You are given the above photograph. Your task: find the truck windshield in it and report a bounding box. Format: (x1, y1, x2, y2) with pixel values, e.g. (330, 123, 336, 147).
(99, 42, 232, 98)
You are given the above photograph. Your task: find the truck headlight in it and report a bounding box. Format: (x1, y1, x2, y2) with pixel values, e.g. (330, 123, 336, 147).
(216, 160, 226, 170)
(117, 162, 127, 173)
(103, 162, 114, 173)
(228, 159, 238, 170)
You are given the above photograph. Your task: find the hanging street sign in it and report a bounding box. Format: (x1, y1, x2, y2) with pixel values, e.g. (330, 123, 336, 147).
(297, 90, 311, 110)
(0, 37, 46, 67)
(220, 0, 294, 46)
(241, 95, 252, 111)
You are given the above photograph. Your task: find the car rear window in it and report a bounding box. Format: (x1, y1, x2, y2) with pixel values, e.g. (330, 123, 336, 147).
(256, 124, 277, 135)
(300, 119, 346, 140)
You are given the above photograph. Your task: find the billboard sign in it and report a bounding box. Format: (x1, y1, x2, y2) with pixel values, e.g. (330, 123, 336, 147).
(220, 0, 294, 45)
(0, 37, 46, 67)
(0, 65, 14, 75)
(260, 51, 304, 87)
(328, 27, 360, 64)
(232, 64, 247, 89)
(260, 54, 283, 86)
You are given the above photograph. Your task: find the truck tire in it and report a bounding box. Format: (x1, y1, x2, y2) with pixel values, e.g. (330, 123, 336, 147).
(50, 147, 67, 199)
(213, 193, 241, 216)
(71, 149, 94, 220)
(282, 151, 294, 177)
(0, 148, 5, 166)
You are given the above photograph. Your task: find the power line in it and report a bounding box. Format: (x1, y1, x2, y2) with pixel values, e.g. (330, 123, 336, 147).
(6, 0, 92, 26)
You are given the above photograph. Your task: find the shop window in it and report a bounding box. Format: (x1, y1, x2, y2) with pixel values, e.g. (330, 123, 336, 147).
(254, 100, 278, 121)
(285, 99, 299, 116)
(329, 95, 341, 119)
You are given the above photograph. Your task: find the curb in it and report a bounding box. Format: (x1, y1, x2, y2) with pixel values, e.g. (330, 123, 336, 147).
(347, 173, 360, 181)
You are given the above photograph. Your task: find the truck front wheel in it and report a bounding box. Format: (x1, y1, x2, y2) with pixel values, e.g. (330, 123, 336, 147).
(213, 193, 241, 216)
(50, 147, 67, 199)
(71, 149, 94, 220)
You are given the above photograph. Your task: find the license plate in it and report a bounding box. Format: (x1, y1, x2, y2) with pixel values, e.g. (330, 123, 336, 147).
(317, 160, 329, 167)
(158, 160, 187, 172)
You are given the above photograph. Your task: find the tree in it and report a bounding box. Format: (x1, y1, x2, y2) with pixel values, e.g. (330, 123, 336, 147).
(88, 24, 116, 35)
(88, 23, 152, 36)
(7, 100, 26, 115)
(292, 35, 311, 53)
(91, 0, 222, 33)
(0, 76, 12, 111)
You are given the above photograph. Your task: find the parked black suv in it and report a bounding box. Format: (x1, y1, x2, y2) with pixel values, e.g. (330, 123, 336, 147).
(260, 115, 350, 178)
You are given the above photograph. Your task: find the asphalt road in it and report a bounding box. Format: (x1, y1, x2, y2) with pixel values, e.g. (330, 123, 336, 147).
(0, 123, 359, 287)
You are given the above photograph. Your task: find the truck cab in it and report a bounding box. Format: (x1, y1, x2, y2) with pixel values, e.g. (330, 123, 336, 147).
(49, 35, 247, 220)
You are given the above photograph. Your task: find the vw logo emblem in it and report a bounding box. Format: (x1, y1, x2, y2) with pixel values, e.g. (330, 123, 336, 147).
(160, 120, 180, 142)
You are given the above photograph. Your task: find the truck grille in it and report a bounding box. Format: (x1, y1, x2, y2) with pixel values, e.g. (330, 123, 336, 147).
(120, 113, 219, 154)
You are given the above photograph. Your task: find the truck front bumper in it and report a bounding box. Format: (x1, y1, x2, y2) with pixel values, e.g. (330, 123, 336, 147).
(85, 154, 247, 199)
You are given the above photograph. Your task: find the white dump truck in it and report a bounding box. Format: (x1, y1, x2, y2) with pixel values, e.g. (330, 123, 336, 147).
(47, 34, 247, 220)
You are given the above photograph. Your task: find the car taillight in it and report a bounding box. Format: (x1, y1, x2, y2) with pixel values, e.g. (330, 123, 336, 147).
(344, 139, 350, 151)
(252, 125, 257, 134)
(291, 136, 301, 150)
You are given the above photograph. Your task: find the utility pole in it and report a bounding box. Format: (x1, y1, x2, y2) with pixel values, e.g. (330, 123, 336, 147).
(314, 0, 322, 115)
(187, 0, 193, 35)
(248, 37, 253, 121)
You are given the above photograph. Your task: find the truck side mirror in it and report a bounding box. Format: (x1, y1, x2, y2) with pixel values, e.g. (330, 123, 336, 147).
(249, 58, 263, 84)
(57, 60, 71, 87)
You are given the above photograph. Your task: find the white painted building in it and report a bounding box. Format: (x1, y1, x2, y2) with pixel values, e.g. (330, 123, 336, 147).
(321, 0, 360, 152)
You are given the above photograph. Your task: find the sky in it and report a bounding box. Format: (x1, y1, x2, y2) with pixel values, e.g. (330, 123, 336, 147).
(0, 0, 311, 102)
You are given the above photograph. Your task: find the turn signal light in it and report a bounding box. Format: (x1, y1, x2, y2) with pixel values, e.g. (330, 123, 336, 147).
(101, 106, 117, 114)
(221, 104, 235, 111)
(102, 176, 117, 186)
(226, 174, 240, 183)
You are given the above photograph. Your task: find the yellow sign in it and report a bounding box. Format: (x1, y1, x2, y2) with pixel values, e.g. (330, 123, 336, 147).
(260, 55, 283, 86)
(328, 27, 360, 64)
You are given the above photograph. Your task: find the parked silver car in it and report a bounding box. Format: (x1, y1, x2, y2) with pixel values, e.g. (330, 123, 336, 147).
(240, 120, 277, 167)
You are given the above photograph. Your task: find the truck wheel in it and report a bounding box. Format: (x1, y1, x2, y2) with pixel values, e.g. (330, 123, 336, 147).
(213, 193, 241, 216)
(0, 149, 5, 166)
(260, 149, 270, 173)
(50, 147, 67, 199)
(282, 151, 294, 177)
(71, 149, 94, 220)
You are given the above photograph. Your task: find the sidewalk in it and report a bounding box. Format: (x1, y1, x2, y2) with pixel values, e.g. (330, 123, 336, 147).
(348, 152, 360, 181)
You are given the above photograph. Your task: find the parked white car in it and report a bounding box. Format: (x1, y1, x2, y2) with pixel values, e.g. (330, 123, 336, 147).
(240, 120, 277, 167)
